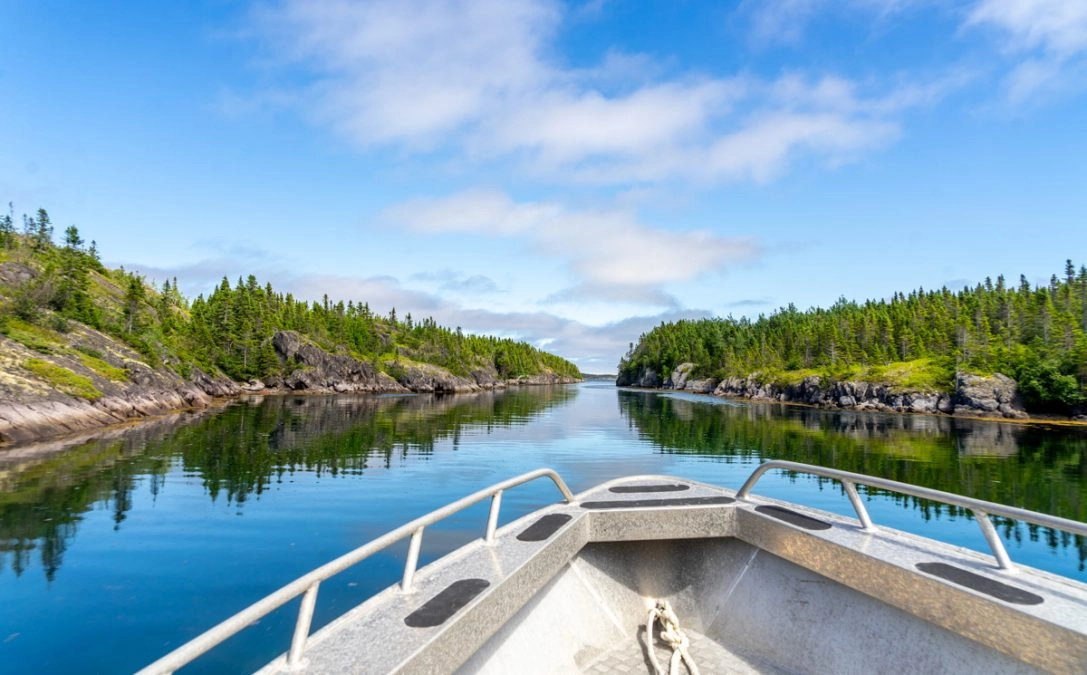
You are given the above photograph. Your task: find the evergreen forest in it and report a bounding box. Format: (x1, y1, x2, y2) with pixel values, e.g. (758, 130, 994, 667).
(0, 206, 580, 384)
(618, 263, 1087, 414)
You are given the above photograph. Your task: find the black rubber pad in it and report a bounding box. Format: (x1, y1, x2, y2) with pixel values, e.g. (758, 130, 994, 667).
(609, 483, 691, 493)
(404, 579, 490, 628)
(580, 496, 735, 510)
(916, 562, 1044, 605)
(754, 505, 832, 530)
(517, 514, 573, 542)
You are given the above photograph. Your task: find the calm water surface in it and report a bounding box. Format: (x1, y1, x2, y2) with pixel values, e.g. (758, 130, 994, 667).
(1, 382, 1085, 673)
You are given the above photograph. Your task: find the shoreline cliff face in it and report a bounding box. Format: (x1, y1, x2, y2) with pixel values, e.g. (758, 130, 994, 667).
(618, 362, 1035, 420)
(0, 329, 578, 446)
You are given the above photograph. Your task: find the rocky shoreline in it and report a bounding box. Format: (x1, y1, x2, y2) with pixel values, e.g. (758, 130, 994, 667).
(0, 330, 579, 447)
(618, 362, 1044, 420)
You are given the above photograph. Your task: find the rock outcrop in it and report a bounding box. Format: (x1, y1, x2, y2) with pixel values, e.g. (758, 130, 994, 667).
(0, 326, 579, 446)
(623, 362, 1028, 419)
(0, 319, 239, 446)
(268, 331, 405, 393)
(952, 372, 1027, 419)
(267, 331, 578, 395)
(616, 367, 661, 388)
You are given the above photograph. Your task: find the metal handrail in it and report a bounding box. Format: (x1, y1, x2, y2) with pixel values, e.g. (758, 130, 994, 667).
(136, 468, 574, 675)
(737, 460, 1087, 573)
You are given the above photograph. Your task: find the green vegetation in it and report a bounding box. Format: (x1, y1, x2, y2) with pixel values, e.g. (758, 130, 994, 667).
(0, 205, 580, 387)
(619, 263, 1087, 414)
(181, 275, 580, 382)
(74, 350, 128, 382)
(760, 358, 954, 393)
(23, 358, 102, 400)
(1, 317, 63, 354)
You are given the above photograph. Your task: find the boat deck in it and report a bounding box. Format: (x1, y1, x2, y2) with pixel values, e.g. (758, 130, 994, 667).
(581, 629, 784, 675)
(248, 472, 1087, 674)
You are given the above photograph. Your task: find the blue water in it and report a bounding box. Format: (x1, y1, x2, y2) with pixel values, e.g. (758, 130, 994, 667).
(0, 382, 1084, 673)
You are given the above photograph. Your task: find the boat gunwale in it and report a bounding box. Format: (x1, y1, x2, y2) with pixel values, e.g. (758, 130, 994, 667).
(138, 465, 1087, 675)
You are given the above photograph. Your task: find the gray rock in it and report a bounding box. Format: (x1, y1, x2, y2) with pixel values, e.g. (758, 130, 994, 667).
(667, 363, 696, 390)
(637, 369, 661, 388)
(953, 372, 1026, 419)
(684, 378, 718, 394)
(937, 395, 953, 414)
(908, 395, 938, 414)
(272, 331, 407, 394)
(620, 363, 1038, 423)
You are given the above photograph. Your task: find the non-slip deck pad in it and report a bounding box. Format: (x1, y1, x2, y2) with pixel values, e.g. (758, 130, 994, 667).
(516, 514, 573, 542)
(608, 483, 691, 493)
(403, 579, 491, 628)
(580, 496, 735, 510)
(916, 562, 1044, 605)
(754, 505, 832, 530)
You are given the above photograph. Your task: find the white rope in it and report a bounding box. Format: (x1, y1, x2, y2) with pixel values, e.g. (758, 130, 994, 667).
(645, 600, 701, 675)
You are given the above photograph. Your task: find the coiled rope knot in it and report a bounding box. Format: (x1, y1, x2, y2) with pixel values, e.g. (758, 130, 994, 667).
(646, 600, 701, 675)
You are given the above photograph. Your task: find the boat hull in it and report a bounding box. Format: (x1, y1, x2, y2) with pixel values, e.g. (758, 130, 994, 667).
(257, 476, 1087, 674)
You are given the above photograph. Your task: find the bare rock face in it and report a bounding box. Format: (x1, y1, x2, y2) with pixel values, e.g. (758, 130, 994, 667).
(952, 372, 1027, 419)
(624, 368, 660, 388)
(1, 322, 578, 445)
(682, 367, 1029, 419)
(0, 322, 242, 445)
(684, 378, 718, 394)
(665, 363, 695, 390)
(190, 368, 241, 398)
(271, 331, 576, 395)
(394, 362, 479, 393)
(272, 331, 406, 393)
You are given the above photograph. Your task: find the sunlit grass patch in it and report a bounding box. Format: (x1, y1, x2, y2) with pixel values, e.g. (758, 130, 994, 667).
(767, 358, 953, 393)
(867, 358, 954, 392)
(2, 318, 62, 353)
(24, 358, 103, 400)
(766, 368, 825, 386)
(75, 351, 128, 382)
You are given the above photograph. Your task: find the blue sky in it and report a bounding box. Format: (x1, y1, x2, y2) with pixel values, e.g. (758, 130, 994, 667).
(2, 1, 1086, 373)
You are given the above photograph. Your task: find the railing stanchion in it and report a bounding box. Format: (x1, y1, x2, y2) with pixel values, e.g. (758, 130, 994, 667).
(974, 510, 1015, 572)
(287, 582, 320, 668)
(136, 468, 574, 675)
(843, 480, 875, 531)
(735, 460, 1087, 571)
(485, 490, 503, 544)
(402, 527, 424, 592)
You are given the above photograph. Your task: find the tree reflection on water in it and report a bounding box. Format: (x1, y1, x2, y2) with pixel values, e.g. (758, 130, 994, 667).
(619, 390, 1087, 569)
(0, 387, 576, 579)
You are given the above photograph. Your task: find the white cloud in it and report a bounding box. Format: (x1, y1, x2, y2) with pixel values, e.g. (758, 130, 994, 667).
(247, 0, 939, 185)
(967, 0, 1087, 102)
(488, 80, 738, 167)
(384, 190, 758, 300)
(968, 0, 1087, 56)
(740, 0, 927, 47)
(706, 111, 899, 182)
(384, 190, 559, 235)
(253, 0, 558, 147)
